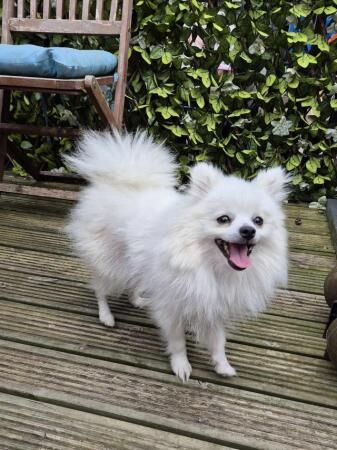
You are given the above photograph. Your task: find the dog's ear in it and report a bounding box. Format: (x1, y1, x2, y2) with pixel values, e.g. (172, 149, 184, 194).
(188, 163, 224, 198)
(254, 167, 290, 203)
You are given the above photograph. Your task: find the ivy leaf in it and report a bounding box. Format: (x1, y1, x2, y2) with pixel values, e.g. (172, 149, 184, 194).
(271, 116, 293, 136)
(325, 6, 337, 14)
(228, 109, 251, 117)
(297, 54, 317, 68)
(196, 96, 205, 108)
(313, 175, 325, 184)
(286, 155, 301, 170)
(266, 74, 276, 87)
(306, 159, 319, 174)
(292, 174, 303, 185)
(290, 4, 311, 17)
(225, 1, 241, 9)
(286, 32, 308, 43)
(236, 91, 252, 99)
(164, 125, 187, 137)
(156, 106, 171, 119)
(248, 37, 265, 55)
(150, 46, 163, 59)
(210, 97, 222, 113)
(240, 52, 252, 63)
(236, 152, 245, 164)
(162, 52, 173, 64)
(20, 141, 32, 150)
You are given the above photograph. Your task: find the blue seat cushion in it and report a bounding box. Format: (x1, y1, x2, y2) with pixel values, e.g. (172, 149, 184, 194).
(50, 47, 118, 78)
(0, 44, 118, 78)
(0, 44, 52, 77)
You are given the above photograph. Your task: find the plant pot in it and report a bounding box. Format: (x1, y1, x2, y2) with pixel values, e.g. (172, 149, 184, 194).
(327, 319, 337, 368)
(324, 265, 337, 307)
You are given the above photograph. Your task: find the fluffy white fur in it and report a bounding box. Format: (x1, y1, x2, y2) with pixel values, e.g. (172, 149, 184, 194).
(64, 130, 289, 382)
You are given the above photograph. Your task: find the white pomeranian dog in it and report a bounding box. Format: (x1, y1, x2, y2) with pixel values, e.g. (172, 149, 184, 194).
(64, 130, 289, 382)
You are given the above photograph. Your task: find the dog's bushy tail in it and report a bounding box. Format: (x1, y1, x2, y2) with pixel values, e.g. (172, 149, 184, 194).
(64, 130, 178, 189)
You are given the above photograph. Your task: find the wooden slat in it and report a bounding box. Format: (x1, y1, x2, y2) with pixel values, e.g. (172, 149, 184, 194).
(1, 0, 15, 43)
(82, 0, 90, 19)
(0, 74, 113, 94)
(0, 195, 332, 295)
(0, 340, 336, 450)
(0, 74, 85, 91)
(288, 232, 334, 255)
(0, 223, 330, 294)
(95, 0, 104, 19)
(69, 0, 77, 20)
(290, 251, 336, 272)
(0, 193, 73, 215)
(42, 0, 50, 18)
(0, 262, 327, 358)
(84, 75, 118, 129)
(9, 17, 122, 35)
(0, 393, 219, 450)
(269, 289, 329, 323)
(0, 206, 334, 274)
(0, 246, 89, 281)
(0, 263, 329, 328)
(17, 0, 24, 18)
(30, 0, 37, 18)
(287, 217, 330, 235)
(109, 0, 118, 21)
(56, 0, 63, 18)
(113, 0, 133, 128)
(0, 183, 79, 200)
(286, 205, 327, 221)
(0, 260, 330, 323)
(0, 301, 335, 407)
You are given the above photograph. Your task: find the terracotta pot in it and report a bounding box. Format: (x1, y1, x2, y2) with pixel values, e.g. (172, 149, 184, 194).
(327, 319, 337, 368)
(324, 265, 337, 307)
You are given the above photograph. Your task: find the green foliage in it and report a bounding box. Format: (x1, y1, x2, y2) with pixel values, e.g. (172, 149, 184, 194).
(4, 0, 337, 199)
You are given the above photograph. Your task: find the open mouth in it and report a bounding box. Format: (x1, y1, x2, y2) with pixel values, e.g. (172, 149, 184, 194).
(215, 238, 254, 271)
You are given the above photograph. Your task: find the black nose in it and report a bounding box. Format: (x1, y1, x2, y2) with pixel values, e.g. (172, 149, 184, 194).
(240, 226, 256, 240)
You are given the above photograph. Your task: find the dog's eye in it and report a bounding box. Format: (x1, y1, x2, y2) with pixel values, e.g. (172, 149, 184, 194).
(217, 215, 231, 224)
(253, 216, 263, 226)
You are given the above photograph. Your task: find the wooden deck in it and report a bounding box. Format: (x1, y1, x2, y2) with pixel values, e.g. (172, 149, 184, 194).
(0, 193, 337, 449)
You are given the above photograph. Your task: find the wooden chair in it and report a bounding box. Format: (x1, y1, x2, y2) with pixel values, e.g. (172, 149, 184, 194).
(0, 0, 133, 198)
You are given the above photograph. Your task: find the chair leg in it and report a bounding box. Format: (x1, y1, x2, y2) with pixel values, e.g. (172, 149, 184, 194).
(0, 89, 10, 182)
(84, 75, 119, 130)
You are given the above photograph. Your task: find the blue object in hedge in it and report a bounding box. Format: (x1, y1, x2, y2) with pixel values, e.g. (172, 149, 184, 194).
(325, 16, 337, 44)
(0, 44, 118, 78)
(288, 20, 312, 52)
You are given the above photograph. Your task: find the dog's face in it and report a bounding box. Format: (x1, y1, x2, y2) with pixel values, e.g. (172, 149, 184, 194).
(185, 163, 289, 272)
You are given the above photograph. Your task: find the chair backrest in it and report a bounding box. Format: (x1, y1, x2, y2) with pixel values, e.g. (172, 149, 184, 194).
(1, 0, 132, 43)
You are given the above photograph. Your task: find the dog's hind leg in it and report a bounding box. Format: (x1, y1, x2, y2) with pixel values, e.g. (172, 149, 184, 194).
(92, 278, 115, 328)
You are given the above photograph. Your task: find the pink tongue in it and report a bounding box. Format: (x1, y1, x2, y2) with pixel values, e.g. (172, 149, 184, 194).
(228, 243, 251, 269)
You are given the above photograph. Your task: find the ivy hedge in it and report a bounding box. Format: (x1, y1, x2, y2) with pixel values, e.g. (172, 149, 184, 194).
(3, 0, 337, 199)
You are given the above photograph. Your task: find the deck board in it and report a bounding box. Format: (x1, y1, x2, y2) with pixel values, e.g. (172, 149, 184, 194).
(0, 393, 223, 450)
(1, 340, 337, 450)
(0, 194, 336, 449)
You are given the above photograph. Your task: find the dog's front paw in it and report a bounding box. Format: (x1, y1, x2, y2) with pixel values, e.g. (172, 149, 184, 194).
(215, 361, 237, 377)
(99, 310, 115, 328)
(171, 354, 192, 383)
